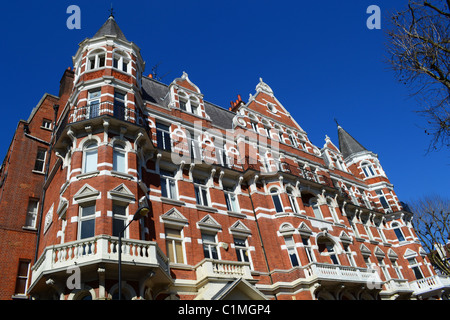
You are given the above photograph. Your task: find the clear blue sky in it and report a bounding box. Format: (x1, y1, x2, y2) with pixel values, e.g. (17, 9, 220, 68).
(0, 0, 448, 203)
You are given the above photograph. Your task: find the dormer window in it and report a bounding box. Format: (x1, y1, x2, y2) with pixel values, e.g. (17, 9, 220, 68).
(361, 162, 376, 177)
(87, 49, 106, 71)
(177, 91, 201, 116)
(113, 51, 130, 73)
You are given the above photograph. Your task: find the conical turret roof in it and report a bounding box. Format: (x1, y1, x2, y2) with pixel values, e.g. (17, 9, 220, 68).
(92, 15, 128, 42)
(337, 125, 369, 159)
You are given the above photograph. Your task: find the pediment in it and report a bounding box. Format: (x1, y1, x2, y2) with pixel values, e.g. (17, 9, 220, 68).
(298, 222, 313, 236)
(161, 207, 188, 226)
(387, 248, 398, 260)
(73, 184, 100, 204)
(229, 221, 252, 236)
(403, 248, 417, 259)
(339, 231, 353, 244)
(108, 183, 135, 203)
(211, 278, 268, 300)
(197, 214, 222, 231)
(374, 247, 385, 258)
(360, 244, 371, 256)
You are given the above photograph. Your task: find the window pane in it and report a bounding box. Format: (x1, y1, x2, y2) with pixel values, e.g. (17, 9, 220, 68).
(166, 228, 181, 238)
(161, 177, 168, 198)
(113, 150, 126, 172)
(394, 228, 405, 242)
(272, 195, 283, 213)
(289, 250, 299, 267)
(80, 219, 95, 239)
(210, 245, 218, 260)
(84, 149, 98, 172)
(113, 219, 125, 237)
(179, 100, 187, 111)
(99, 55, 105, 67)
(113, 205, 126, 216)
(81, 205, 95, 217)
(201, 188, 209, 206)
(167, 240, 175, 261)
(203, 244, 211, 259)
(175, 241, 184, 263)
(15, 278, 27, 295)
(413, 266, 423, 280)
(168, 179, 176, 199)
(25, 200, 38, 227)
(18, 261, 29, 277)
(195, 186, 201, 204)
(34, 149, 46, 172)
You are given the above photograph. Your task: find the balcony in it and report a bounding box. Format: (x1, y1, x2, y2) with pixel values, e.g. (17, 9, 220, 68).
(304, 262, 383, 286)
(409, 275, 450, 298)
(195, 259, 253, 284)
(29, 235, 171, 294)
(55, 102, 146, 142)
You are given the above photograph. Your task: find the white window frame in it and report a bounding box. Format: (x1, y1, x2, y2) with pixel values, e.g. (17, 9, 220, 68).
(33, 148, 47, 173)
(78, 204, 96, 240)
(194, 178, 210, 207)
(310, 198, 323, 220)
(165, 227, 185, 264)
(284, 236, 300, 267)
(87, 50, 106, 71)
(112, 143, 127, 173)
(286, 187, 300, 214)
(234, 237, 252, 268)
(82, 141, 98, 174)
(301, 236, 315, 263)
(112, 204, 128, 238)
(113, 52, 130, 73)
(224, 186, 239, 213)
(361, 162, 376, 178)
(202, 233, 220, 260)
(160, 170, 177, 200)
(25, 199, 39, 229)
(87, 90, 101, 119)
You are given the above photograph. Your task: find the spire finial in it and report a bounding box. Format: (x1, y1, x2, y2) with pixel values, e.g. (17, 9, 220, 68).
(334, 118, 341, 128)
(109, 3, 115, 18)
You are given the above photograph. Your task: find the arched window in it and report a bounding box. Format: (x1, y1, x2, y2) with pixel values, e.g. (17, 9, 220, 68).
(392, 222, 405, 242)
(317, 237, 339, 265)
(270, 188, 283, 213)
(361, 162, 376, 178)
(113, 51, 130, 73)
(87, 49, 106, 71)
(327, 199, 339, 222)
(310, 198, 323, 220)
(113, 143, 126, 173)
(286, 187, 299, 214)
(83, 141, 98, 173)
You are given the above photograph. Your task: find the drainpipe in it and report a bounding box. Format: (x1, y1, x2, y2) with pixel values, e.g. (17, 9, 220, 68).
(34, 104, 59, 263)
(244, 173, 277, 299)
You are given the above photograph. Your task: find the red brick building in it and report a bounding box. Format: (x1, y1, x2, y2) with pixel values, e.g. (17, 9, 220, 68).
(1, 15, 449, 300)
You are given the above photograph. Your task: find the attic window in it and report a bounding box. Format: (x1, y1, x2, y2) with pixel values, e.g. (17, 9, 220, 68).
(113, 51, 130, 73)
(87, 50, 106, 70)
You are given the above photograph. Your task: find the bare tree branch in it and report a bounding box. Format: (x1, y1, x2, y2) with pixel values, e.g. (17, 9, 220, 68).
(386, 1, 450, 151)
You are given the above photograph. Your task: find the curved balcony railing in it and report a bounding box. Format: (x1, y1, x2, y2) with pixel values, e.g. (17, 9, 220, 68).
(55, 102, 146, 142)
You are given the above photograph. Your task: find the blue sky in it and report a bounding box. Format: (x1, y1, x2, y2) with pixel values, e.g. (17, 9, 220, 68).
(0, 0, 448, 203)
